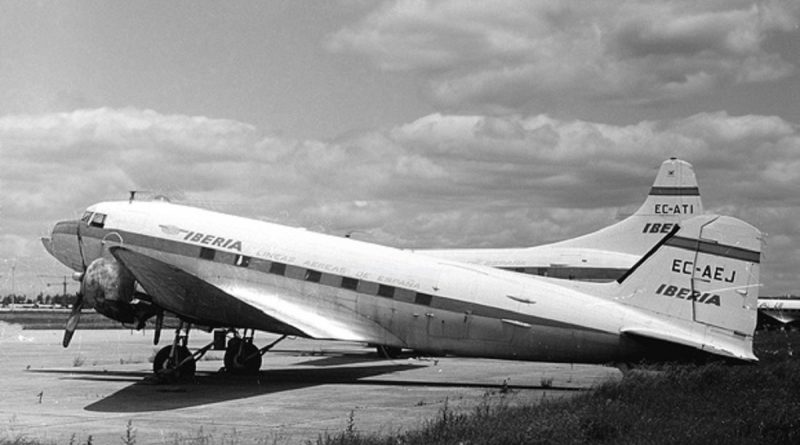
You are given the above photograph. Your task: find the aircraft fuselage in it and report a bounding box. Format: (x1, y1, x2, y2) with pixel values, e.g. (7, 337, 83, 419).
(42, 200, 735, 364)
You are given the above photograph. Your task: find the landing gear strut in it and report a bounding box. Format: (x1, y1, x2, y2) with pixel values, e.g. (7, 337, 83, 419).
(151, 321, 206, 380)
(149, 322, 288, 382)
(223, 329, 286, 374)
(224, 338, 260, 374)
(153, 344, 195, 377)
(376, 344, 402, 359)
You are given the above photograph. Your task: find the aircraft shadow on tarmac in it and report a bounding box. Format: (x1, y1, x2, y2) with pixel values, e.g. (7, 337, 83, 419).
(30, 361, 578, 413)
(34, 363, 425, 412)
(293, 351, 415, 367)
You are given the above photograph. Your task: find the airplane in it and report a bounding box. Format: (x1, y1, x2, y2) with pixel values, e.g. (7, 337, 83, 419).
(42, 195, 761, 379)
(757, 296, 800, 325)
(416, 158, 703, 282)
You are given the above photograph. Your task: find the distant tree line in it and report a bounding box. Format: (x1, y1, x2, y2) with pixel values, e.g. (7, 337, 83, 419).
(1, 293, 87, 308)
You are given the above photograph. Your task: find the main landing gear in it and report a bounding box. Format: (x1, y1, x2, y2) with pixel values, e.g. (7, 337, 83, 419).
(151, 321, 201, 381)
(223, 329, 285, 374)
(150, 322, 287, 382)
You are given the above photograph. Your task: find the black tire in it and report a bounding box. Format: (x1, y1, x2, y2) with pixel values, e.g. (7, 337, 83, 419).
(376, 345, 402, 359)
(153, 345, 196, 378)
(224, 340, 262, 374)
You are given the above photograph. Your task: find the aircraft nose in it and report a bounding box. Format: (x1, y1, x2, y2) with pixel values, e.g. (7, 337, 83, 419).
(43, 220, 84, 271)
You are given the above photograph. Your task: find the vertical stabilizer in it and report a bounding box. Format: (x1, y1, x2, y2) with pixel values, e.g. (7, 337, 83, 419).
(552, 158, 703, 255)
(614, 214, 762, 361)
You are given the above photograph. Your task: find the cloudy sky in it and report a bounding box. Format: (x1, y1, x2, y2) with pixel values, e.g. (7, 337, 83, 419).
(1, 0, 798, 297)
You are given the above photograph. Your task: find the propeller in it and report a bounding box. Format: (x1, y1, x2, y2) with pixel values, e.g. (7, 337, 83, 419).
(153, 309, 164, 345)
(63, 222, 87, 348)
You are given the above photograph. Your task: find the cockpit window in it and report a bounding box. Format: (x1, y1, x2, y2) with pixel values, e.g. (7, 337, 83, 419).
(90, 213, 106, 228)
(81, 211, 93, 223)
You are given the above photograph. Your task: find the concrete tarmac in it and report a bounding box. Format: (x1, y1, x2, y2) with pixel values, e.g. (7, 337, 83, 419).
(0, 323, 620, 444)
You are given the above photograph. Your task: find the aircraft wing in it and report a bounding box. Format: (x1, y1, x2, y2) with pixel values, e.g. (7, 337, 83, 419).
(110, 246, 341, 339)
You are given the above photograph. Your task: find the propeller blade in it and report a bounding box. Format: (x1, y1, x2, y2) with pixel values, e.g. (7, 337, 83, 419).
(76, 222, 87, 271)
(154, 309, 164, 345)
(64, 221, 88, 348)
(63, 296, 84, 348)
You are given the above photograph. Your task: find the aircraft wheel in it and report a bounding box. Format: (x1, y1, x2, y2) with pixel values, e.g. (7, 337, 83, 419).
(224, 339, 262, 374)
(376, 345, 402, 359)
(153, 345, 196, 378)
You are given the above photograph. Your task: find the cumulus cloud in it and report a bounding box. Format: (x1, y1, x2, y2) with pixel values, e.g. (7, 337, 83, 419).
(327, 0, 800, 109)
(1, 107, 798, 295)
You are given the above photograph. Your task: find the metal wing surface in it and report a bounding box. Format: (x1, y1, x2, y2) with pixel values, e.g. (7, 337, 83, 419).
(109, 247, 397, 343)
(110, 246, 307, 336)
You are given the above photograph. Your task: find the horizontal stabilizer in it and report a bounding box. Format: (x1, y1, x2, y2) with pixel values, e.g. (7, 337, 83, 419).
(621, 327, 755, 361)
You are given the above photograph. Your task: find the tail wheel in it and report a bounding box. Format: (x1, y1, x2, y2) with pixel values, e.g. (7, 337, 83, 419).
(224, 339, 262, 374)
(153, 345, 196, 378)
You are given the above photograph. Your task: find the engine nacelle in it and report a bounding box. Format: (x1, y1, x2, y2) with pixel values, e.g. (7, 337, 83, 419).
(82, 257, 140, 325)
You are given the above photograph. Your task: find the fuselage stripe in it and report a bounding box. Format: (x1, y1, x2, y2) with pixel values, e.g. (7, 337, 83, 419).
(499, 266, 624, 281)
(665, 236, 760, 263)
(649, 186, 700, 196)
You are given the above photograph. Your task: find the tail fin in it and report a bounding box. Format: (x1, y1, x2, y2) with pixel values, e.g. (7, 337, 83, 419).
(614, 214, 762, 361)
(552, 158, 703, 255)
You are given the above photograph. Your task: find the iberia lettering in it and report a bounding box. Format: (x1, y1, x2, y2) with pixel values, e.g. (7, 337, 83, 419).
(183, 231, 242, 252)
(642, 223, 675, 234)
(655, 283, 720, 306)
(654, 204, 694, 214)
(671, 259, 736, 283)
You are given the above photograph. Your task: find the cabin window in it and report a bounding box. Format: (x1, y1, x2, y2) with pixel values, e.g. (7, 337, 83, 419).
(81, 211, 93, 223)
(249, 258, 271, 273)
(414, 293, 433, 306)
(394, 288, 416, 303)
(377, 284, 395, 299)
(320, 273, 340, 286)
(285, 265, 305, 280)
(341, 277, 358, 290)
(305, 270, 322, 283)
(269, 262, 286, 276)
(235, 255, 250, 267)
(199, 247, 216, 261)
(90, 213, 106, 228)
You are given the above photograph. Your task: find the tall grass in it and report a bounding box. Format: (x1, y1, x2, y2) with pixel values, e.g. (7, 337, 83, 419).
(315, 330, 800, 445)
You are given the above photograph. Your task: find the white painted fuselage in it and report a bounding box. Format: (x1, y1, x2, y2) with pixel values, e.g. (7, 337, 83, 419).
(44, 199, 760, 364)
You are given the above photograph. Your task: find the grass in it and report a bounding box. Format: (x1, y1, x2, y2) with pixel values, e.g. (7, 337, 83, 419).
(314, 329, 800, 445)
